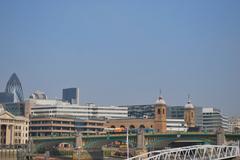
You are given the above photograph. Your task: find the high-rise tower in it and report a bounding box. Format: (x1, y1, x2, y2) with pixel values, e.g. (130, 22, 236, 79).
(184, 95, 195, 128)
(5, 73, 24, 102)
(154, 96, 167, 133)
(62, 88, 80, 105)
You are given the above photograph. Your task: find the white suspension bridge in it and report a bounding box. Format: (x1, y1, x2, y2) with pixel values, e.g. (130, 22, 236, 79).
(127, 144, 240, 160)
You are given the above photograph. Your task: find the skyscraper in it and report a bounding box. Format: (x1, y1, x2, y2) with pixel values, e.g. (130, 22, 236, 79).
(0, 92, 14, 103)
(5, 73, 24, 102)
(0, 73, 24, 103)
(62, 88, 80, 105)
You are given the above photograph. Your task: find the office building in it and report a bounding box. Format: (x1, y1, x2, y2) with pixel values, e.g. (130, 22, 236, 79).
(0, 105, 29, 145)
(62, 88, 80, 105)
(123, 104, 155, 119)
(75, 118, 105, 135)
(167, 119, 187, 132)
(28, 95, 127, 136)
(29, 116, 106, 137)
(30, 116, 76, 137)
(29, 98, 127, 120)
(5, 73, 24, 103)
(202, 107, 229, 133)
(0, 92, 14, 103)
(0, 73, 24, 104)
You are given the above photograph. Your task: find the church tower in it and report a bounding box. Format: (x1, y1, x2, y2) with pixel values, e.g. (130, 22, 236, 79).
(154, 96, 167, 133)
(184, 95, 196, 128)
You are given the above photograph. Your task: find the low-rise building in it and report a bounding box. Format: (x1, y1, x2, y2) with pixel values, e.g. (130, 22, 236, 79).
(30, 116, 76, 137)
(30, 116, 106, 136)
(105, 118, 187, 132)
(229, 117, 240, 133)
(75, 118, 105, 135)
(105, 97, 187, 133)
(0, 105, 29, 145)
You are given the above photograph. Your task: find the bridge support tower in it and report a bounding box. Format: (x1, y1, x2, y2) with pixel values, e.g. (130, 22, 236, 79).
(135, 128, 148, 157)
(216, 127, 226, 145)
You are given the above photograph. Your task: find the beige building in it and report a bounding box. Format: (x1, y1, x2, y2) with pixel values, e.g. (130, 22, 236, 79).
(30, 117, 76, 137)
(105, 96, 167, 133)
(30, 116, 106, 136)
(184, 97, 196, 128)
(0, 105, 29, 145)
(229, 117, 240, 133)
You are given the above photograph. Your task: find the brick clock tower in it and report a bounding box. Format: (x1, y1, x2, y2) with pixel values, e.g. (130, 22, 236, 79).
(184, 96, 195, 128)
(154, 96, 167, 133)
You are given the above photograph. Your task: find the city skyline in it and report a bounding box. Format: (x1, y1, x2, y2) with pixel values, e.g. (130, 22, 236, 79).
(0, 1, 240, 116)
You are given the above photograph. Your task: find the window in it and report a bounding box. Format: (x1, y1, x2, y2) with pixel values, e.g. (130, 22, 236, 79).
(163, 108, 165, 114)
(158, 109, 161, 114)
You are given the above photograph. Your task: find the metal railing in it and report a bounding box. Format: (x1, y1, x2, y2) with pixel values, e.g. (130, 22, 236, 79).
(127, 144, 240, 160)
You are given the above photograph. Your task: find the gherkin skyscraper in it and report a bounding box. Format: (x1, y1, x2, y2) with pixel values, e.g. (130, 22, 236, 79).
(5, 73, 24, 102)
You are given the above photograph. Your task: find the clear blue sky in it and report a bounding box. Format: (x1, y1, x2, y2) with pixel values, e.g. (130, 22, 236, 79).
(0, 1, 240, 116)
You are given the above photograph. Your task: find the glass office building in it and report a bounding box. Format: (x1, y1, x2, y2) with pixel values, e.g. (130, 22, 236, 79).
(0, 92, 14, 103)
(5, 73, 24, 102)
(0, 73, 24, 103)
(62, 88, 80, 105)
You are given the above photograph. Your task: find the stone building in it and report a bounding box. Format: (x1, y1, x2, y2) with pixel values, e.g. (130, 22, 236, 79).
(0, 105, 29, 145)
(184, 96, 196, 128)
(105, 96, 167, 133)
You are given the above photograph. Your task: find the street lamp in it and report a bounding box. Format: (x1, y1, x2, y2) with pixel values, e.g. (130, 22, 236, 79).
(126, 127, 129, 159)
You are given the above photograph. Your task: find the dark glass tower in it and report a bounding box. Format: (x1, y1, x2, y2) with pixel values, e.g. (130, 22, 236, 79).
(5, 73, 24, 102)
(62, 88, 80, 105)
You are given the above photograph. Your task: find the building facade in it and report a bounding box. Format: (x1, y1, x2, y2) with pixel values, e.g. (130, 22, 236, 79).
(1, 102, 30, 117)
(62, 88, 80, 105)
(28, 97, 127, 136)
(30, 116, 106, 136)
(229, 117, 240, 133)
(0, 73, 24, 104)
(184, 98, 196, 128)
(75, 119, 105, 135)
(0, 92, 14, 104)
(202, 107, 229, 133)
(105, 97, 171, 133)
(0, 105, 29, 145)
(5, 73, 24, 103)
(30, 117, 76, 137)
(154, 96, 167, 132)
(29, 99, 128, 120)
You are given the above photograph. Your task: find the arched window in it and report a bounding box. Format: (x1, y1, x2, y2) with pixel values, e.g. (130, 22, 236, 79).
(158, 109, 161, 114)
(120, 125, 125, 129)
(129, 125, 135, 129)
(110, 125, 116, 128)
(163, 108, 165, 114)
(139, 124, 145, 128)
(191, 112, 194, 118)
